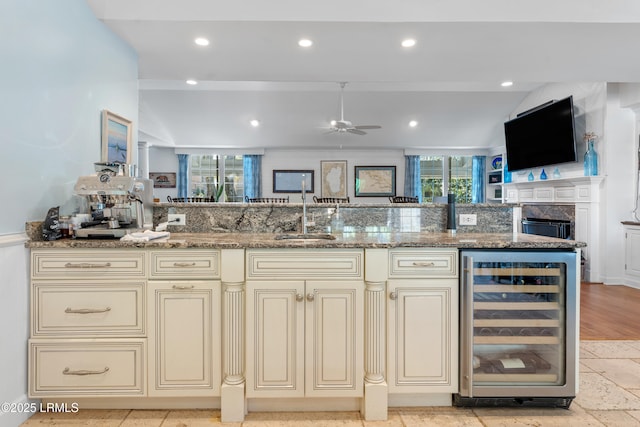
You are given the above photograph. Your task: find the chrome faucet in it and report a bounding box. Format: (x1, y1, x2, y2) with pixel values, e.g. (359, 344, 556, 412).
(301, 176, 307, 234)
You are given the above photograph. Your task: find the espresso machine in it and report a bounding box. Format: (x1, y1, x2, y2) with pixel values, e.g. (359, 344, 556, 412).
(73, 165, 153, 238)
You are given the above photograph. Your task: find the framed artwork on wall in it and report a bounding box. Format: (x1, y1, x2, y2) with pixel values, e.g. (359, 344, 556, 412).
(354, 165, 396, 197)
(101, 110, 132, 164)
(273, 170, 314, 193)
(149, 172, 177, 188)
(320, 160, 347, 198)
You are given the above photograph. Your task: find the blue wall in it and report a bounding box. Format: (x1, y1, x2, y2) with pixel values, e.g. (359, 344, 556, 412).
(0, 0, 138, 235)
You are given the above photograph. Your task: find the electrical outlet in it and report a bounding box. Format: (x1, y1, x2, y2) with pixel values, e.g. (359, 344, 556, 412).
(168, 213, 186, 226)
(459, 214, 477, 226)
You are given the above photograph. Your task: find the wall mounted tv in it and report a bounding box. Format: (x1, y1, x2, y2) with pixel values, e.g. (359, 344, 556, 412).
(504, 96, 578, 172)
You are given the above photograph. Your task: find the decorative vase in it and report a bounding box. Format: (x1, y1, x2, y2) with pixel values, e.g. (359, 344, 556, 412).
(528, 171, 534, 182)
(540, 169, 547, 180)
(583, 134, 598, 176)
(553, 167, 561, 179)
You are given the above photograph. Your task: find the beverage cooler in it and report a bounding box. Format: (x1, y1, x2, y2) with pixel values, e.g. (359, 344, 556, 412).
(455, 250, 579, 409)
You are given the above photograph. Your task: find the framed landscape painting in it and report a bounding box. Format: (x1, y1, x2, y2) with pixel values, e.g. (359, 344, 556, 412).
(354, 166, 396, 197)
(101, 110, 132, 164)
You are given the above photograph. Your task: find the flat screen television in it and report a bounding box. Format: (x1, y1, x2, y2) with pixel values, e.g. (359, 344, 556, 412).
(504, 96, 578, 172)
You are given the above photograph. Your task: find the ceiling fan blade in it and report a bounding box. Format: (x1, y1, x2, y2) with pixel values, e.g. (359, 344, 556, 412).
(354, 125, 381, 130)
(347, 128, 367, 135)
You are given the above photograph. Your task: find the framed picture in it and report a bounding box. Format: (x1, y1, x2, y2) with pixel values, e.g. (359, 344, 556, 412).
(320, 160, 347, 198)
(273, 170, 314, 193)
(149, 172, 177, 188)
(354, 166, 396, 197)
(101, 110, 133, 164)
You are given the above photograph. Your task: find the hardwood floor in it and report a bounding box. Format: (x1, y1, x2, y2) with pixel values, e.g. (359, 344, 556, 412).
(580, 282, 640, 340)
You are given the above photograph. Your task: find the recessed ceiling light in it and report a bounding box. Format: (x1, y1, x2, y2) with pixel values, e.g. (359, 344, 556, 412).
(194, 37, 210, 46)
(186, 79, 198, 85)
(409, 120, 418, 128)
(401, 39, 416, 48)
(330, 120, 337, 126)
(250, 119, 260, 127)
(501, 81, 514, 87)
(298, 39, 313, 47)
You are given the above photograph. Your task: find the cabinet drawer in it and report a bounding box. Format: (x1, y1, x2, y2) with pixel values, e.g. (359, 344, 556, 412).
(29, 339, 145, 397)
(32, 281, 145, 337)
(247, 249, 363, 279)
(389, 249, 458, 278)
(149, 250, 220, 279)
(32, 250, 146, 279)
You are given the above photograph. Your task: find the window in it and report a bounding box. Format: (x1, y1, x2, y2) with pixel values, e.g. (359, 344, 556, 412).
(420, 155, 473, 203)
(189, 155, 244, 202)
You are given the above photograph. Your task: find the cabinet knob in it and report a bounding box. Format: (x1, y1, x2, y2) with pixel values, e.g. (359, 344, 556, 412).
(296, 293, 304, 302)
(389, 292, 397, 300)
(306, 293, 315, 302)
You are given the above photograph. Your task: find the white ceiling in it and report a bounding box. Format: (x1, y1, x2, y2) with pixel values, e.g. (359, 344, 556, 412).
(87, 0, 640, 150)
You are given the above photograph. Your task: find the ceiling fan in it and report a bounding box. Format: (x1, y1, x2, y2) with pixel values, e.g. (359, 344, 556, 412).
(326, 82, 382, 135)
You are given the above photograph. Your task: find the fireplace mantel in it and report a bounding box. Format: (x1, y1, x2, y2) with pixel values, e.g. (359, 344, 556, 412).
(505, 175, 604, 282)
(504, 176, 604, 204)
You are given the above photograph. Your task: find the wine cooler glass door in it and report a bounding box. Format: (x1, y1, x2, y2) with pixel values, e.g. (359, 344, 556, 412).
(461, 251, 578, 398)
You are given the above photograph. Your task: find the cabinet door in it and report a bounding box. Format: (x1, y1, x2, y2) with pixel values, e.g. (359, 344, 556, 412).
(246, 281, 305, 397)
(148, 280, 220, 396)
(626, 227, 640, 279)
(305, 281, 363, 397)
(387, 279, 458, 393)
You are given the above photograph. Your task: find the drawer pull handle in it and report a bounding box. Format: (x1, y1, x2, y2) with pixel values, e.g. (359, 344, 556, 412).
(65, 307, 111, 314)
(412, 261, 435, 267)
(306, 293, 315, 302)
(173, 262, 197, 267)
(172, 284, 195, 290)
(389, 292, 397, 300)
(296, 293, 304, 302)
(62, 367, 109, 376)
(64, 262, 112, 268)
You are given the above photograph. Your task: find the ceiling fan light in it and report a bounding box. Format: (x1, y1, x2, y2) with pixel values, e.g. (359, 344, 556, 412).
(330, 120, 337, 126)
(298, 39, 313, 47)
(401, 39, 416, 48)
(194, 37, 210, 46)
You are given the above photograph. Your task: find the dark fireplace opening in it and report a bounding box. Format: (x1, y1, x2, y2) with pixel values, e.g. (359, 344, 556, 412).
(522, 217, 571, 239)
(521, 204, 575, 240)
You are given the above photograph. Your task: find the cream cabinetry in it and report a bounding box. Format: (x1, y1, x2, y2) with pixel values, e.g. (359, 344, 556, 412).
(148, 249, 221, 397)
(29, 249, 147, 397)
(245, 249, 364, 398)
(386, 249, 459, 393)
(29, 248, 222, 400)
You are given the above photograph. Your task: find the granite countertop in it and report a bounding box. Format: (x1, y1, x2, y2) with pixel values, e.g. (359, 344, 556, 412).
(26, 231, 586, 250)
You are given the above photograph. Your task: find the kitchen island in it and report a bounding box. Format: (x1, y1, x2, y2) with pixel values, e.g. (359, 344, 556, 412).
(25, 228, 584, 422)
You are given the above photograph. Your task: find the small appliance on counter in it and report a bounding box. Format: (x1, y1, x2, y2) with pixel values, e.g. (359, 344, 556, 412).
(72, 164, 153, 238)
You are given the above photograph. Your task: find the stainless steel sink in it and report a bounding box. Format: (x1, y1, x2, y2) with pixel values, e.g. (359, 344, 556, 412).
(274, 233, 336, 241)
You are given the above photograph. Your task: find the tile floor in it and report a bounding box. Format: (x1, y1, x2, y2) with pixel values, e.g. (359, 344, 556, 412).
(22, 340, 640, 426)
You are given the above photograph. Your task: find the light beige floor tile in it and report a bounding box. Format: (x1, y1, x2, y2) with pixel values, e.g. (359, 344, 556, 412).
(580, 341, 640, 359)
(242, 411, 363, 426)
(581, 361, 596, 372)
(626, 342, 640, 352)
(21, 409, 130, 425)
(574, 372, 640, 410)
(630, 390, 640, 399)
(162, 409, 223, 426)
(399, 407, 483, 427)
(121, 409, 169, 426)
(474, 404, 603, 426)
(629, 411, 640, 422)
(581, 345, 599, 359)
(581, 358, 640, 389)
(588, 410, 640, 426)
(362, 409, 403, 426)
